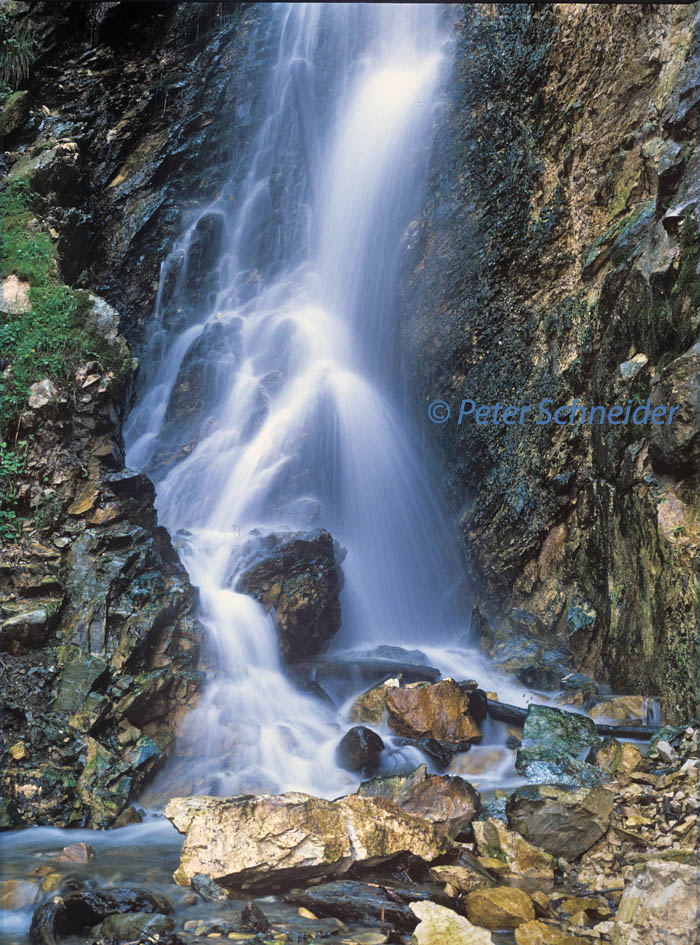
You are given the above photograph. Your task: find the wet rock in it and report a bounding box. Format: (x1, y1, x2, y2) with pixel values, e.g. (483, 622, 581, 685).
(286, 880, 448, 931)
(30, 886, 173, 944)
(241, 900, 270, 932)
(515, 747, 608, 789)
(472, 818, 554, 887)
(237, 529, 343, 662)
(588, 696, 647, 724)
(191, 873, 229, 901)
(409, 900, 494, 945)
(0, 600, 61, 654)
(520, 705, 600, 757)
(349, 677, 401, 724)
(336, 726, 385, 775)
(111, 805, 145, 828)
(59, 842, 95, 864)
(516, 705, 603, 787)
(1, 90, 32, 138)
(506, 785, 614, 860)
(0, 878, 43, 909)
(515, 921, 589, 945)
(464, 886, 535, 930)
(394, 737, 455, 771)
(386, 679, 481, 746)
(360, 766, 480, 839)
(90, 912, 175, 941)
(165, 791, 452, 891)
(610, 860, 697, 945)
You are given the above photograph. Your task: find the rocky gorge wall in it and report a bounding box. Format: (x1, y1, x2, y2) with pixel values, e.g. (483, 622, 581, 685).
(0, 1, 277, 826)
(405, 3, 699, 724)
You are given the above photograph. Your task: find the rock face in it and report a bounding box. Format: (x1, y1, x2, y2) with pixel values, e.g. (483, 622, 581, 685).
(506, 785, 614, 860)
(165, 792, 452, 891)
(405, 2, 699, 723)
(359, 765, 481, 839)
(610, 860, 697, 945)
(236, 529, 343, 662)
(0, 359, 200, 828)
(386, 679, 482, 745)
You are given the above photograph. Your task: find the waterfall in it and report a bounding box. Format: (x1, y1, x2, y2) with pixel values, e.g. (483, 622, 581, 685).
(125, 3, 511, 801)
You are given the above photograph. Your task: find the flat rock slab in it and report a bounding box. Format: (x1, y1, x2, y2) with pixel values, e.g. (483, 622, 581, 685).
(165, 791, 452, 892)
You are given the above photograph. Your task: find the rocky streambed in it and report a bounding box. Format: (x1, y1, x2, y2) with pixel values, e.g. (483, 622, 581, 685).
(1, 670, 697, 945)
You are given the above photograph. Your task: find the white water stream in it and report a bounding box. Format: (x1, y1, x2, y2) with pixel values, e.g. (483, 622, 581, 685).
(124, 2, 527, 802)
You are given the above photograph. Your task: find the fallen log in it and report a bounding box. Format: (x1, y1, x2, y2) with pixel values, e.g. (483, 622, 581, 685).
(485, 697, 658, 740)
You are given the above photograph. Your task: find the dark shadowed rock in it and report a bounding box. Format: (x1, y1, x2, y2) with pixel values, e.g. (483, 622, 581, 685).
(240, 901, 270, 932)
(236, 529, 343, 662)
(336, 726, 385, 775)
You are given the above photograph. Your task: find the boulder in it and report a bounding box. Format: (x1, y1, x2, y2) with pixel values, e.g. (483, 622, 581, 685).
(349, 676, 401, 724)
(241, 901, 270, 932)
(191, 873, 229, 901)
(0, 273, 31, 315)
(236, 529, 343, 662)
(515, 747, 608, 788)
(506, 785, 614, 860)
(359, 765, 480, 838)
(8, 140, 82, 206)
(464, 887, 535, 930)
(515, 920, 590, 945)
(286, 879, 450, 931)
(165, 791, 452, 891)
(586, 738, 642, 777)
(472, 818, 554, 886)
(30, 887, 173, 943)
(610, 860, 697, 945)
(520, 705, 600, 756)
(410, 900, 495, 945)
(336, 726, 385, 775)
(90, 913, 174, 942)
(430, 864, 492, 895)
(59, 842, 95, 864)
(386, 679, 481, 745)
(1, 90, 32, 138)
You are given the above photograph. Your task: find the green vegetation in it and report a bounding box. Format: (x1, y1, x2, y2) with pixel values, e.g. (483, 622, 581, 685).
(0, 178, 130, 537)
(0, 5, 37, 92)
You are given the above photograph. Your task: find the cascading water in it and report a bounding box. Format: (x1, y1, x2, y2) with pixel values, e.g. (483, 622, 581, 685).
(125, 2, 522, 802)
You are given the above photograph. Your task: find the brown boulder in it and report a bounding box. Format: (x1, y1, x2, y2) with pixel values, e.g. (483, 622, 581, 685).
(386, 679, 481, 745)
(464, 886, 536, 930)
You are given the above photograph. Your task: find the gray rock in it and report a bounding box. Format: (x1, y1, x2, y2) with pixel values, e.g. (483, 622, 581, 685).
(506, 784, 614, 860)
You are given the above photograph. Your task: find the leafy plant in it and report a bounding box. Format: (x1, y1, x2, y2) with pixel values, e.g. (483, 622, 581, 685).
(1, 7, 37, 90)
(0, 439, 27, 539)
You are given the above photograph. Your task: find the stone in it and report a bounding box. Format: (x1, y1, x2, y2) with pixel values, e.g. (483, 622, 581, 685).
(0, 879, 42, 909)
(515, 920, 590, 945)
(619, 354, 648, 381)
(9, 742, 26, 760)
(0, 600, 60, 654)
(241, 901, 270, 932)
(410, 900, 495, 945)
(587, 738, 642, 777)
(430, 864, 492, 894)
(1, 273, 31, 315)
(464, 887, 535, 930)
(336, 726, 385, 775)
(1, 90, 32, 137)
(165, 791, 452, 890)
(472, 818, 554, 885)
(59, 842, 96, 863)
(27, 379, 61, 410)
(515, 747, 608, 788)
(287, 879, 449, 931)
(506, 785, 614, 860)
(386, 679, 481, 745)
(359, 765, 480, 838)
(112, 805, 145, 828)
(589, 696, 647, 723)
(610, 860, 697, 945)
(30, 887, 173, 943)
(520, 705, 600, 756)
(90, 912, 175, 941)
(191, 873, 229, 901)
(8, 140, 81, 206)
(237, 529, 343, 662)
(349, 677, 401, 724)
